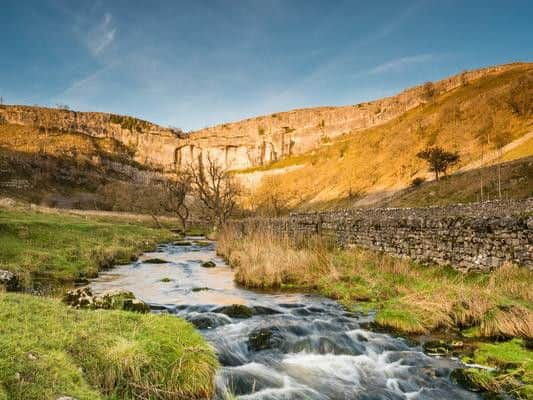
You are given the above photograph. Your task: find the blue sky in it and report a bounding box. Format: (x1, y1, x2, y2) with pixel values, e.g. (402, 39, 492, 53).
(1, 1, 532, 130)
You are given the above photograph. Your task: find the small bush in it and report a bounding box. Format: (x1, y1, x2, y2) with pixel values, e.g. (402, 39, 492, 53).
(410, 177, 426, 187)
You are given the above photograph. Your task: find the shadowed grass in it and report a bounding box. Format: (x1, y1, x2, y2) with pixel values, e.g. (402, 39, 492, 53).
(0, 293, 218, 400)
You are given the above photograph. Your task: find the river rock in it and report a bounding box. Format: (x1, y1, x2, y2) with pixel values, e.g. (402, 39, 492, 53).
(0, 269, 19, 291)
(186, 312, 232, 329)
(422, 340, 452, 355)
(192, 287, 210, 292)
(174, 240, 192, 246)
(213, 304, 254, 318)
(201, 261, 216, 268)
(248, 326, 283, 351)
(143, 258, 169, 264)
(251, 305, 282, 315)
(122, 298, 151, 313)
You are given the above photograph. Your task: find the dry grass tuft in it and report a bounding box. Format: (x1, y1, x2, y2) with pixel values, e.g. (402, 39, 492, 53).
(217, 226, 337, 288)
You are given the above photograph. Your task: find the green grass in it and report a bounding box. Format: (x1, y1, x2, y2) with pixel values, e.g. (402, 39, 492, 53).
(0, 293, 218, 400)
(458, 339, 533, 399)
(0, 209, 175, 289)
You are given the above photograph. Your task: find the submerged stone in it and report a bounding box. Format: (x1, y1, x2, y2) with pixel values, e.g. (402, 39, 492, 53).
(192, 287, 210, 292)
(186, 312, 231, 329)
(201, 261, 216, 268)
(213, 304, 254, 318)
(143, 258, 169, 264)
(174, 241, 192, 246)
(251, 305, 282, 315)
(248, 326, 283, 351)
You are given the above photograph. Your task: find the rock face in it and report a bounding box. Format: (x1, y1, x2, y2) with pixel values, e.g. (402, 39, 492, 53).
(0, 64, 523, 174)
(0, 269, 19, 291)
(63, 287, 150, 313)
(229, 199, 533, 272)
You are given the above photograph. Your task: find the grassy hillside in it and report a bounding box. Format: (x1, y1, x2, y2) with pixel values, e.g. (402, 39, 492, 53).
(378, 156, 532, 208)
(0, 293, 217, 400)
(243, 63, 533, 212)
(0, 208, 175, 291)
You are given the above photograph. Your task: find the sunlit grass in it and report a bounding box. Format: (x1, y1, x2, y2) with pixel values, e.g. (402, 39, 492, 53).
(0, 293, 218, 400)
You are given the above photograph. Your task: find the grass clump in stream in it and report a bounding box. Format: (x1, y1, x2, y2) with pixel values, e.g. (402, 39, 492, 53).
(0, 208, 175, 289)
(0, 293, 218, 400)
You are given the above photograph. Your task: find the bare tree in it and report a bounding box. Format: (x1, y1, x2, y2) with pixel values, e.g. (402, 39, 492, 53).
(164, 172, 193, 229)
(189, 155, 240, 227)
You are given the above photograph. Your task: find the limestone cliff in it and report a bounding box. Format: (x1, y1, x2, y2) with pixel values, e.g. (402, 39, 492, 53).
(0, 63, 527, 174)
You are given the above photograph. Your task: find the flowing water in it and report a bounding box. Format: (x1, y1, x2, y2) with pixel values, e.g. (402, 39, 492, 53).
(90, 239, 480, 400)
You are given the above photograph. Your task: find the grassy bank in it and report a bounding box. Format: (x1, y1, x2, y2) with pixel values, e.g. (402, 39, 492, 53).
(0, 208, 175, 290)
(217, 227, 533, 397)
(0, 293, 218, 399)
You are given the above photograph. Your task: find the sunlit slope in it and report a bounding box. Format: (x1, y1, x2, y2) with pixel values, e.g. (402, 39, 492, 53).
(242, 63, 533, 211)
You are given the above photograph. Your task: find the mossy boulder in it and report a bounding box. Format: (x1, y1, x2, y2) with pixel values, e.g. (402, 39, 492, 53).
(63, 288, 149, 313)
(248, 326, 283, 351)
(201, 261, 216, 268)
(62, 287, 94, 308)
(213, 304, 254, 319)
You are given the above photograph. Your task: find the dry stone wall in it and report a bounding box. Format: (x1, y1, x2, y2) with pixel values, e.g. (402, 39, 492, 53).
(230, 199, 533, 272)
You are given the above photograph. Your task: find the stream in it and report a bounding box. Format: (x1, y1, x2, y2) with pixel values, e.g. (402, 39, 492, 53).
(90, 239, 481, 400)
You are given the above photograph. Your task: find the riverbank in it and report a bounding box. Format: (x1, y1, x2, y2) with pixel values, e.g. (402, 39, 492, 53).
(0, 207, 176, 291)
(217, 227, 533, 398)
(0, 208, 218, 400)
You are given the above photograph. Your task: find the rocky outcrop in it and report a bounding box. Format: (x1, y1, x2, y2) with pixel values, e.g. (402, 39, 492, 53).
(1, 63, 527, 174)
(228, 199, 533, 272)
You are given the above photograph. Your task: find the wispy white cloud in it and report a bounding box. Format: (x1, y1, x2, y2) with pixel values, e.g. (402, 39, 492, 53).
(368, 54, 435, 75)
(86, 12, 116, 56)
